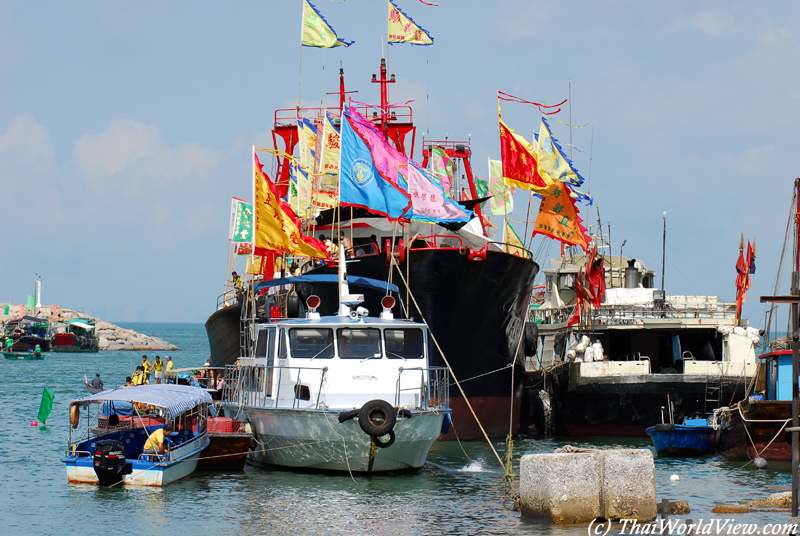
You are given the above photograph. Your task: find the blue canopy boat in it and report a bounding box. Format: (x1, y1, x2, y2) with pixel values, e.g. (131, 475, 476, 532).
(62, 384, 212, 486)
(646, 417, 717, 457)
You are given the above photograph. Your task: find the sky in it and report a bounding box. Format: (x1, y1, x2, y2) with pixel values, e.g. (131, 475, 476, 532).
(1, 0, 799, 327)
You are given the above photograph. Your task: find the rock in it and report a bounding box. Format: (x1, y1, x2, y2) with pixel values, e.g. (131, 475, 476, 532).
(712, 505, 750, 514)
(741, 491, 792, 509)
(107, 339, 134, 351)
(98, 336, 109, 349)
(668, 501, 690, 514)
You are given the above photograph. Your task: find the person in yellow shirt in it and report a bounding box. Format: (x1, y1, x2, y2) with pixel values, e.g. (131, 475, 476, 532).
(141, 355, 152, 383)
(143, 423, 173, 456)
(153, 356, 164, 384)
(131, 366, 145, 386)
(166, 356, 174, 371)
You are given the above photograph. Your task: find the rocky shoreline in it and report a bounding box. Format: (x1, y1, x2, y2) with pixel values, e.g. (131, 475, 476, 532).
(1, 305, 180, 352)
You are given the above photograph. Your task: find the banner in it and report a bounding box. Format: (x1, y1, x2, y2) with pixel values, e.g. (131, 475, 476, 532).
(473, 175, 489, 213)
(405, 162, 471, 224)
(503, 221, 525, 256)
(532, 182, 589, 251)
(429, 146, 453, 199)
(499, 116, 548, 192)
(537, 118, 592, 205)
(37, 387, 55, 425)
(253, 151, 328, 259)
(229, 197, 253, 243)
(27, 295, 35, 310)
(297, 119, 317, 170)
(388, 0, 434, 45)
(319, 113, 341, 176)
(288, 164, 314, 219)
(488, 159, 514, 215)
(301, 0, 353, 48)
(235, 243, 253, 256)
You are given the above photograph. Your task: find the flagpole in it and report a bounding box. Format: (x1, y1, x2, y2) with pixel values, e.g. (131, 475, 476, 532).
(298, 1, 305, 108)
(251, 146, 257, 287)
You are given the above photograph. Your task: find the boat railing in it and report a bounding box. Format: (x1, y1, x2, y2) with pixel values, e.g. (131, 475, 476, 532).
(394, 366, 449, 410)
(64, 450, 92, 459)
(216, 288, 240, 310)
(529, 302, 738, 324)
(224, 364, 330, 409)
(487, 242, 533, 259)
(528, 304, 578, 325)
(167, 433, 207, 462)
(406, 234, 463, 250)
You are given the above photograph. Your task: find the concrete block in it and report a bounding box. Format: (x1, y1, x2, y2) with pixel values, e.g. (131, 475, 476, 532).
(519, 452, 602, 524)
(601, 449, 656, 521)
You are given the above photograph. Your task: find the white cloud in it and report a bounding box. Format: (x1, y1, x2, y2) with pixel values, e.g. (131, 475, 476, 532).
(0, 113, 54, 162)
(690, 11, 739, 36)
(72, 118, 163, 177)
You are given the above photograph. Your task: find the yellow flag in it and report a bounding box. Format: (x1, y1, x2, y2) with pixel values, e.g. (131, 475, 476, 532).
(297, 119, 316, 170)
(388, 0, 434, 45)
(253, 152, 328, 259)
(319, 113, 341, 176)
(302, 0, 353, 48)
(288, 164, 314, 219)
(503, 221, 526, 256)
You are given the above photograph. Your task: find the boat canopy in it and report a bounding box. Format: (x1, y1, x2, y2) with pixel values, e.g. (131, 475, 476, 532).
(254, 274, 399, 293)
(71, 384, 212, 419)
(66, 321, 95, 331)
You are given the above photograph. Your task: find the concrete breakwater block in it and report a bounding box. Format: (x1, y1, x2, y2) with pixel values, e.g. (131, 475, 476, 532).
(519, 449, 656, 524)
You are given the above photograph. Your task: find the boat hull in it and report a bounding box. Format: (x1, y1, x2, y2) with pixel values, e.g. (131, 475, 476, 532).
(245, 407, 447, 472)
(9, 336, 51, 352)
(717, 400, 791, 462)
(205, 301, 242, 367)
(3, 352, 45, 360)
(646, 424, 716, 457)
(197, 433, 252, 471)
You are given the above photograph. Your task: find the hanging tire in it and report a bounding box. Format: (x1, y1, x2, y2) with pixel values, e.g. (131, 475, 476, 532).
(358, 399, 396, 437)
(372, 430, 396, 449)
(286, 294, 300, 318)
(524, 322, 538, 357)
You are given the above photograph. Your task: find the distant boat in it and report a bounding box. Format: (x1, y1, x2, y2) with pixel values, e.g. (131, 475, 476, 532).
(62, 384, 212, 487)
(3, 351, 45, 360)
(53, 319, 99, 353)
(84, 374, 105, 394)
(646, 416, 717, 457)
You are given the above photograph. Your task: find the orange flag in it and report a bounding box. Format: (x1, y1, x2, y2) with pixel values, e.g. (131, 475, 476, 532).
(499, 118, 549, 192)
(532, 182, 589, 251)
(253, 151, 329, 259)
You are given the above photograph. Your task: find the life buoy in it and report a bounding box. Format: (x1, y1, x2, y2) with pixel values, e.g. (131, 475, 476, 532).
(372, 430, 396, 449)
(358, 399, 397, 437)
(70, 405, 80, 429)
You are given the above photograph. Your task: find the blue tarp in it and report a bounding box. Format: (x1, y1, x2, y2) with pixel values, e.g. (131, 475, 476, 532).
(73, 384, 212, 419)
(254, 274, 399, 294)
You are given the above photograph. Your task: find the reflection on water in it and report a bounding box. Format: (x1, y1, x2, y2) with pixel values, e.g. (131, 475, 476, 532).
(0, 324, 794, 535)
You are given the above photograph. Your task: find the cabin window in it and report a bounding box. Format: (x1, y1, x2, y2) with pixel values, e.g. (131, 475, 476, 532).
(278, 329, 287, 358)
(266, 329, 276, 360)
(385, 329, 424, 359)
(337, 328, 382, 359)
(255, 329, 269, 357)
(289, 328, 334, 359)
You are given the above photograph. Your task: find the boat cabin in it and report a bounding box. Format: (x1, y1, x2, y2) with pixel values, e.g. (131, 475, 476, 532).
(755, 350, 794, 401)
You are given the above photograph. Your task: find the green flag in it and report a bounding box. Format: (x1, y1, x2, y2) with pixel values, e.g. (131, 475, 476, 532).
(38, 387, 55, 425)
(3, 303, 8, 315)
(27, 295, 35, 310)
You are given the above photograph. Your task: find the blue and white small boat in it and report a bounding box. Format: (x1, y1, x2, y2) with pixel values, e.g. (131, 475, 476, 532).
(62, 384, 212, 486)
(646, 416, 717, 457)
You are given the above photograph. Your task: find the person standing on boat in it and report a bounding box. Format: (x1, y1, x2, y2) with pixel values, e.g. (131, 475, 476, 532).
(153, 356, 164, 384)
(34, 344, 42, 358)
(340, 231, 354, 258)
(143, 423, 173, 457)
(91, 373, 103, 390)
(141, 355, 151, 383)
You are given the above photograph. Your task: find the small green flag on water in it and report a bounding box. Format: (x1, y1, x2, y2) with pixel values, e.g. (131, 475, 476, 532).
(38, 387, 55, 425)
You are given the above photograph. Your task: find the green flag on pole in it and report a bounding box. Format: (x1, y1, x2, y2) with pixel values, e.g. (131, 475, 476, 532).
(38, 387, 55, 425)
(3, 303, 8, 315)
(27, 295, 35, 310)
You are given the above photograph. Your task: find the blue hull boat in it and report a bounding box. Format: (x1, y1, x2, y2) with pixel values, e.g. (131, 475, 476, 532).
(646, 421, 716, 457)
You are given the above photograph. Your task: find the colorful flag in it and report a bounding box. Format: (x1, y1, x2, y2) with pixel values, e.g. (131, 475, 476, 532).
(532, 182, 589, 251)
(503, 221, 525, 256)
(229, 197, 253, 243)
(406, 162, 471, 224)
(346, 107, 408, 190)
(52, 304, 57, 317)
(499, 118, 549, 192)
(488, 159, 514, 215)
(301, 0, 353, 48)
(319, 113, 341, 176)
(339, 112, 411, 220)
(288, 163, 314, 219)
(38, 387, 55, 425)
(4, 303, 8, 315)
(297, 119, 317, 169)
(429, 146, 453, 199)
(748, 237, 756, 274)
(27, 295, 35, 310)
(18, 304, 22, 319)
(473, 175, 490, 214)
(735, 235, 752, 320)
(537, 118, 592, 205)
(236, 243, 253, 256)
(253, 151, 328, 259)
(388, 0, 434, 46)
(584, 244, 606, 308)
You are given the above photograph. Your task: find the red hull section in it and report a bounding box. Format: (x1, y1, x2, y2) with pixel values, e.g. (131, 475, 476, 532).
(718, 400, 791, 462)
(441, 396, 520, 441)
(197, 433, 252, 470)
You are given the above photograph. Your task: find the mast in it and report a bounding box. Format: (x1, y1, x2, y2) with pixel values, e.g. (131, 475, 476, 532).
(371, 58, 395, 138)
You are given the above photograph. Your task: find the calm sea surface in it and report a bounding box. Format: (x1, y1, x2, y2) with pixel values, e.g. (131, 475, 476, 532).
(0, 323, 794, 535)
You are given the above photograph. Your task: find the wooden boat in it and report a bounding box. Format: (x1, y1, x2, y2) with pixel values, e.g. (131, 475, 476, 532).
(62, 385, 212, 486)
(646, 417, 717, 457)
(84, 375, 105, 394)
(3, 351, 45, 360)
(52, 319, 99, 353)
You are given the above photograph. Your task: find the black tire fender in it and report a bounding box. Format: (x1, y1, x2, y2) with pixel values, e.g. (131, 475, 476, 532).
(372, 430, 396, 449)
(338, 409, 360, 423)
(400, 409, 412, 419)
(358, 399, 396, 437)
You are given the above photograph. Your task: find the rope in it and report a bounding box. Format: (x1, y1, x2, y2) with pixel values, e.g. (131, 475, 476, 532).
(450, 364, 512, 386)
(394, 267, 507, 474)
(447, 419, 474, 464)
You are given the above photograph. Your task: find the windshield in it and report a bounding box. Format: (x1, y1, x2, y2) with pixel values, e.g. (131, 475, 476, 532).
(337, 328, 382, 359)
(289, 328, 334, 359)
(384, 329, 424, 359)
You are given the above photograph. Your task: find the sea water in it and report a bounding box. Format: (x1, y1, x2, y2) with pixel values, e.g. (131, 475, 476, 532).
(0, 323, 794, 535)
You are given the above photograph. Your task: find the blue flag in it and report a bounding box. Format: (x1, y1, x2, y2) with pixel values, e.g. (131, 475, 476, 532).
(339, 113, 411, 220)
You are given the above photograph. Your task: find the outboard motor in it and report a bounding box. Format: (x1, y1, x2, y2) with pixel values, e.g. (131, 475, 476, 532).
(93, 439, 129, 486)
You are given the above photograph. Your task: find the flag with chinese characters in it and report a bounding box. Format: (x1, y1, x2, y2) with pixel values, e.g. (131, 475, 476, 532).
(406, 162, 471, 224)
(319, 113, 341, 176)
(473, 175, 489, 213)
(488, 159, 514, 215)
(532, 182, 589, 251)
(297, 119, 317, 170)
(229, 197, 253, 243)
(429, 146, 453, 199)
(253, 151, 328, 259)
(235, 243, 253, 256)
(311, 116, 339, 210)
(388, 0, 434, 46)
(503, 221, 525, 256)
(301, 0, 353, 48)
(537, 118, 592, 205)
(499, 117, 549, 192)
(288, 163, 314, 219)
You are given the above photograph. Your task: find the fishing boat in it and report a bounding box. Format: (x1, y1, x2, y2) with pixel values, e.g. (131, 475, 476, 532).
(3, 350, 45, 360)
(524, 222, 757, 437)
(62, 384, 211, 486)
(206, 61, 537, 441)
(646, 414, 717, 457)
(2, 316, 52, 352)
(52, 319, 99, 352)
(224, 247, 451, 473)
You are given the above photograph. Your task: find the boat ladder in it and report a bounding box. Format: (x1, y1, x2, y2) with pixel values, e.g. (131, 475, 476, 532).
(704, 374, 723, 415)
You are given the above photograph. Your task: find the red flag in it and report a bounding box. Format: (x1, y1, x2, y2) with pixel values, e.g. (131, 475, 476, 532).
(585, 244, 606, 308)
(499, 118, 548, 191)
(735, 237, 752, 320)
(18, 304, 23, 319)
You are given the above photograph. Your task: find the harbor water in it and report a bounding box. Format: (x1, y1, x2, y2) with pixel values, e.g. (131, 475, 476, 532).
(0, 323, 794, 535)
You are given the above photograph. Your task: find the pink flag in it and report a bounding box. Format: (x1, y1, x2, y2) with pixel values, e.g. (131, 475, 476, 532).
(52, 304, 57, 317)
(18, 304, 23, 319)
(406, 163, 470, 222)
(346, 106, 407, 187)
